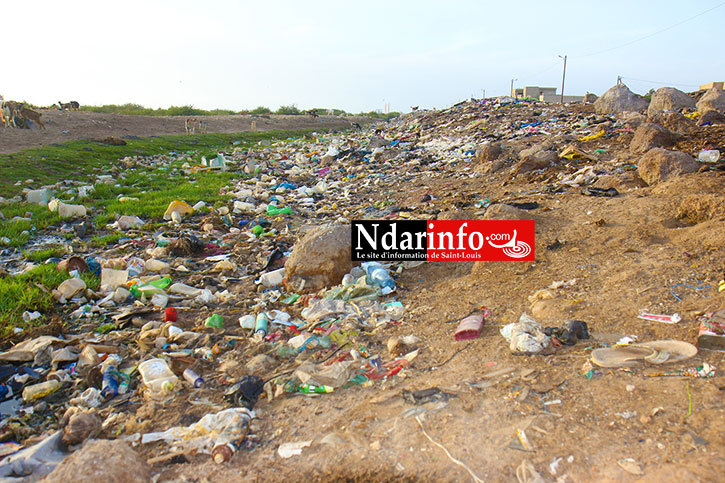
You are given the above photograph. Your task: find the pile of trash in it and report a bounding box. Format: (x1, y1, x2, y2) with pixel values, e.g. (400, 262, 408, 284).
(0, 82, 723, 479)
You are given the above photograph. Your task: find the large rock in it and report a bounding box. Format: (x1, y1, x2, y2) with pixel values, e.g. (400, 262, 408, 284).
(699, 109, 725, 125)
(285, 224, 353, 292)
(696, 88, 725, 113)
(647, 87, 695, 116)
(45, 439, 151, 483)
(594, 84, 649, 115)
(637, 148, 699, 186)
(483, 204, 532, 220)
(514, 150, 557, 174)
(629, 123, 675, 154)
(476, 142, 501, 163)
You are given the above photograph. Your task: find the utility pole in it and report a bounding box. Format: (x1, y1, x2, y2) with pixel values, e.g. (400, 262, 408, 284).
(510, 78, 517, 97)
(481, 89, 485, 99)
(558, 55, 567, 104)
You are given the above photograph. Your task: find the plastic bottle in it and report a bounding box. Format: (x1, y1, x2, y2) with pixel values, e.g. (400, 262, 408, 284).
(361, 262, 396, 293)
(100, 354, 123, 399)
(149, 277, 173, 290)
(698, 149, 720, 163)
(183, 368, 203, 388)
(299, 384, 334, 394)
(138, 358, 178, 395)
(254, 312, 268, 339)
(22, 380, 61, 402)
(212, 443, 235, 464)
(101, 368, 119, 399)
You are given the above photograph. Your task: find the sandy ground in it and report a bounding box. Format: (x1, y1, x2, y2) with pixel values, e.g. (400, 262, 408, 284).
(0, 109, 371, 154)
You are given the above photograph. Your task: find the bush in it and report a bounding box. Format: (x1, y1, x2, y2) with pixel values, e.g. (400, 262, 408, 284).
(80, 104, 234, 117)
(276, 104, 301, 115)
(249, 106, 272, 115)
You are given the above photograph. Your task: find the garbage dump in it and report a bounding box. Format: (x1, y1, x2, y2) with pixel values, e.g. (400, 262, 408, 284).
(0, 84, 723, 480)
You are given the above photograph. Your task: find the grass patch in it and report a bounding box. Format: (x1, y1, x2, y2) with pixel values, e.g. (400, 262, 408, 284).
(23, 246, 65, 262)
(0, 204, 63, 247)
(90, 231, 123, 247)
(0, 264, 99, 336)
(0, 130, 311, 198)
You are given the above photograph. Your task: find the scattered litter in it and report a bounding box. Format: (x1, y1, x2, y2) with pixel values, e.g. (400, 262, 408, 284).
(277, 440, 311, 458)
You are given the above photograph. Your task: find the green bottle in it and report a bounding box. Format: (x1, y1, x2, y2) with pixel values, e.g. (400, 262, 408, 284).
(298, 384, 334, 394)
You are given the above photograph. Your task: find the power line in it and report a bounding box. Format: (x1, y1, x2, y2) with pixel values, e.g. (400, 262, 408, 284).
(575, 1, 725, 58)
(620, 76, 700, 88)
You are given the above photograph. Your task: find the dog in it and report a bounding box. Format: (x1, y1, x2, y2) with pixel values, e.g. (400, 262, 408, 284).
(70, 101, 79, 110)
(198, 120, 208, 134)
(20, 107, 45, 129)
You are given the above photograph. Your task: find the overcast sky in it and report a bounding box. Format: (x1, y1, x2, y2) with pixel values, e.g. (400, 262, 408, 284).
(3, 1, 723, 113)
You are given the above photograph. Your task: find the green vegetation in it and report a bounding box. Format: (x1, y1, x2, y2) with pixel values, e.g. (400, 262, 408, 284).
(358, 110, 401, 121)
(275, 104, 301, 115)
(22, 246, 65, 262)
(0, 263, 100, 336)
(0, 129, 313, 331)
(248, 106, 272, 115)
(77, 102, 398, 120)
(90, 231, 123, 247)
(81, 103, 236, 116)
(0, 130, 309, 198)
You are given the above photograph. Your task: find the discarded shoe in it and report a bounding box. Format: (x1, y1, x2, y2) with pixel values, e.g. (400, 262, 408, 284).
(591, 340, 697, 368)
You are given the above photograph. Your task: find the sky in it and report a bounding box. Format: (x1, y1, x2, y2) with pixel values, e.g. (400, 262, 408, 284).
(3, 0, 724, 113)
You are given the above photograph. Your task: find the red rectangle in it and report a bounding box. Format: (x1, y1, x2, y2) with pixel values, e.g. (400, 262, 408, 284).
(426, 220, 535, 261)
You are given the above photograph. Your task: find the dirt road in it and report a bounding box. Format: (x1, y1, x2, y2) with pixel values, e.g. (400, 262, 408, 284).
(0, 109, 372, 154)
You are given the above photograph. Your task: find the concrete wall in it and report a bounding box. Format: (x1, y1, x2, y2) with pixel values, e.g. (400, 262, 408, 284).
(540, 93, 584, 103)
(512, 85, 583, 103)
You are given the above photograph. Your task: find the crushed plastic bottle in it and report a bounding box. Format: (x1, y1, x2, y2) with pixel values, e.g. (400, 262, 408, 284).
(138, 358, 178, 396)
(698, 149, 720, 163)
(361, 261, 396, 294)
(22, 380, 61, 402)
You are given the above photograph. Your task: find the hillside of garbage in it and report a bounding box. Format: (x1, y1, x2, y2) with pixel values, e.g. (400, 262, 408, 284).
(0, 83, 723, 481)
